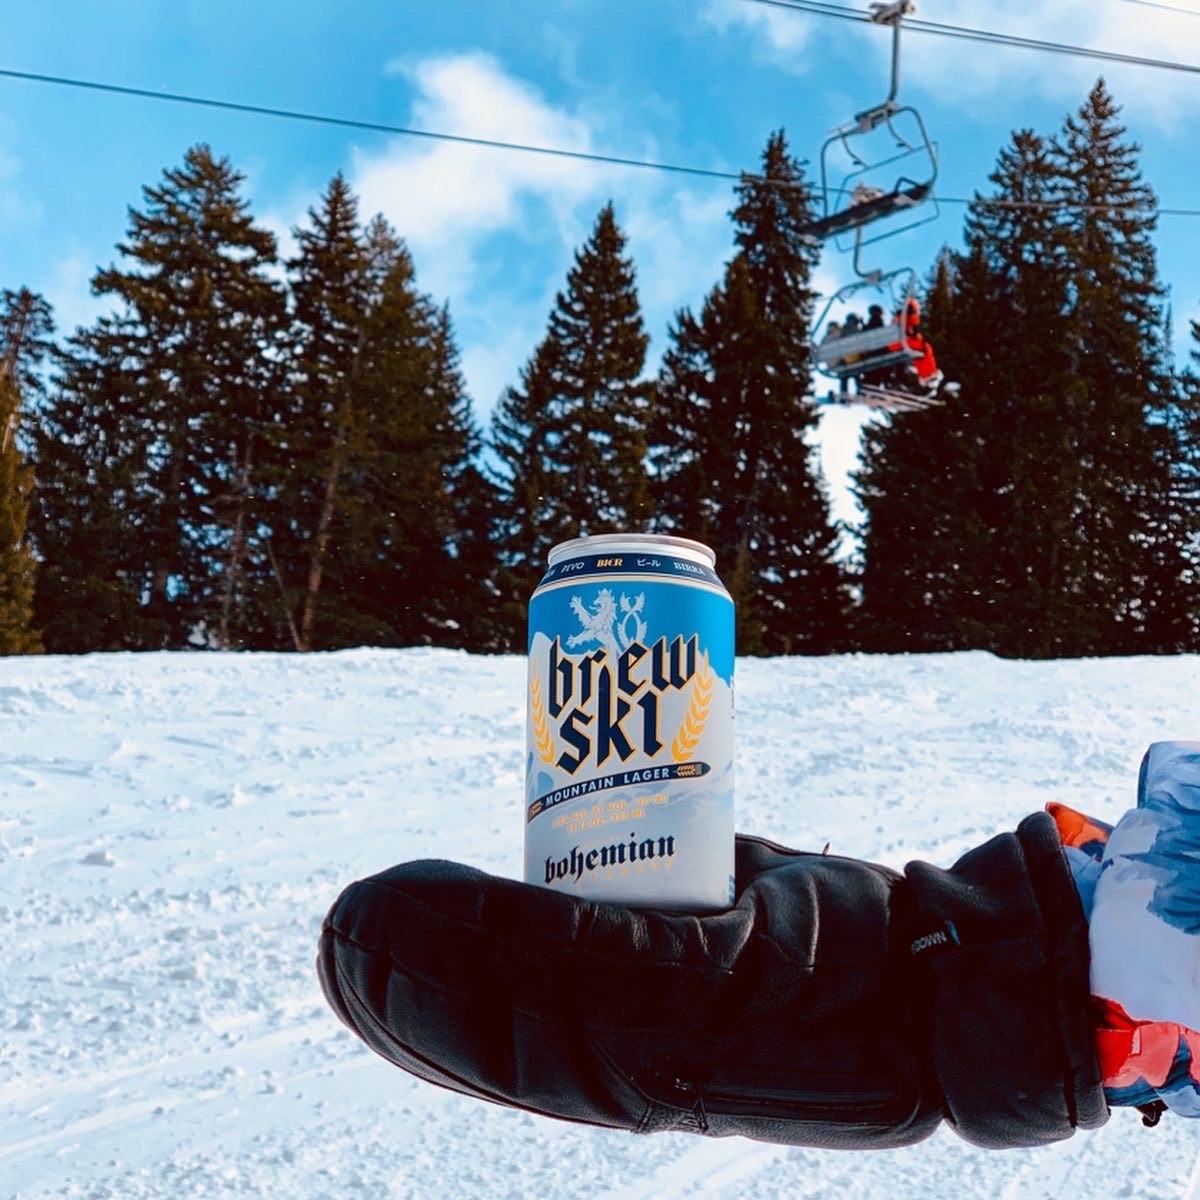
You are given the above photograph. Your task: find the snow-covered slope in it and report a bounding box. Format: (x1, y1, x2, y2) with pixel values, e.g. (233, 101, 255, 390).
(2, 648, 1199, 1199)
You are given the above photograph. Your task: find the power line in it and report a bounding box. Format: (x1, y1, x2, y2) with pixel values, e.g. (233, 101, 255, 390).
(0, 66, 746, 187)
(742, 0, 1200, 76)
(2, 63, 1200, 219)
(944, 194, 1200, 218)
(1114, 0, 1200, 17)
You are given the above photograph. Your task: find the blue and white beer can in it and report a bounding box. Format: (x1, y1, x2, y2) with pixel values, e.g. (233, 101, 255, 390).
(525, 534, 735, 910)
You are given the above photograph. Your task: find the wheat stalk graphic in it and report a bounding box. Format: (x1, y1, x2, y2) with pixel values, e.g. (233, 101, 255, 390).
(530, 672, 557, 764)
(671, 651, 713, 763)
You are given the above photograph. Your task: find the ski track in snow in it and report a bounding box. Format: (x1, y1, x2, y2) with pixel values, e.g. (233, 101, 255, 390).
(1, 647, 1198, 1199)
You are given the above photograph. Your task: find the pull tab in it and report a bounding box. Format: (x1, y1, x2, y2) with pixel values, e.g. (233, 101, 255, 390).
(1138, 1100, 1167, 1127)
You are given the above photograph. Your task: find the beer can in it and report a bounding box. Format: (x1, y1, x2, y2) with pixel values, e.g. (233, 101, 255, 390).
(525, 533, 735, 910)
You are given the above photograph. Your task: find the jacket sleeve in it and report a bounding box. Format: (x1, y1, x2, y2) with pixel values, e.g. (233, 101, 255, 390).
(1054, 741, 1200, 1119)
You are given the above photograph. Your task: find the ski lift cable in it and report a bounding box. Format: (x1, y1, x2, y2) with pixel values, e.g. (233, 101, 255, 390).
(0, 66, 748, 187)
(1114, 0, 1200, 18)
(742, 0, 1200, 76)
(2, 64, 1200, 219)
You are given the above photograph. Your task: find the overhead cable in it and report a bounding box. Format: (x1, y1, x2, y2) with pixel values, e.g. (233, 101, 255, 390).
(2, 65, 1200, 219)
(742, 0, 1200, 76)
(0, 66, 745, 186)
(1113, 0, 1200, 17)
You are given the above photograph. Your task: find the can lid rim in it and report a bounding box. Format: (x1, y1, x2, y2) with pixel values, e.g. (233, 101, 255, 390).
(547, 533, 716, 568)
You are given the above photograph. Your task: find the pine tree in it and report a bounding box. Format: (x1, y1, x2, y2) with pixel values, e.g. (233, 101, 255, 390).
(275, 195, 491, 651)
(852, 252, 972, 652)
(31, 331, 151, 651)
(1054, 80, 1185, 652)
(0, 288, 55, 400)
(1167, 318, 1200, 650)
(34, 145, 286, 650)
(544, 202, 652, 533)
(269, 174, 370, 651)
(340, 273, 488, 648)
(0, 289, 47, 654)
(651, 131, 847, 654)
(857, 129, 1085, 655)
(488, 340, 565, 651)
(858, 87, 1188, 658)
(488, 203, 652, 651)
(421, 305, 500, 652)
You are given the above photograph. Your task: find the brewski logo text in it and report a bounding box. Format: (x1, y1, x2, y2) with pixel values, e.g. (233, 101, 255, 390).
(532, 585, 710, 772)
(547, 630, 707, 771)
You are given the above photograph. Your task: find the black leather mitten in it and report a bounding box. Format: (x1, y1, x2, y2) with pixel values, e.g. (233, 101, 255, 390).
(317, 816, 1106, 1149)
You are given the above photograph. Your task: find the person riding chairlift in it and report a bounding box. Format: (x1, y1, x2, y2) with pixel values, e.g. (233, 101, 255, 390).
(898, 297, 943, 391)
(858, 296, 943, 394)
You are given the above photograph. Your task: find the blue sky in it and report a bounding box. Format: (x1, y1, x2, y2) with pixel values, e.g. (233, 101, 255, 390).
(3, 0, 1200, 531)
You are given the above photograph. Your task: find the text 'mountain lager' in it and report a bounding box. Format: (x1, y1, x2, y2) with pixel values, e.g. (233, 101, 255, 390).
(525, 534, 735, 910)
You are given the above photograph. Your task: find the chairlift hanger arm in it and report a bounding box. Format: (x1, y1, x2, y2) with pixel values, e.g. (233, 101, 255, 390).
(868, 0, 916, 26)
(800, 1, 937, 248)
(859, 0, 916, 126)
(812, 264, 914, 327)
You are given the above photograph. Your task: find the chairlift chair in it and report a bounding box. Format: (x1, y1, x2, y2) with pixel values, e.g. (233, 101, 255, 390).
(811, 264, 917, 374)
(800, 0, 939, 248)
(810, 264, 950, 413)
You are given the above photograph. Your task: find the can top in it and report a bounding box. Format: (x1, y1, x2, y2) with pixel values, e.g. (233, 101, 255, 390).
(547, 533, 716, 569)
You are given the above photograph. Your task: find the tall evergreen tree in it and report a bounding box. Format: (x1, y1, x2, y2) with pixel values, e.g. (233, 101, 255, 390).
(421, 305, 500, 652)
(31, 332, 150, 651)
(274, 192, 492, 650)
(0, 289, 48, 654)
(488, 202, 652, 651)
(651, 131, 847, 653)
(0, 288, 55, 400)
(1168, 317, 1200, 649)
(857, 129, 1084, 654)
(546, 203, 652, 534)
(34, 145, 286, 650)
(488, 340, 565, 651)
(858, 85, 1189, 657)
(1054, 79, 1185, 652)
(339, 270, 489, 648)
(269, 174, 370, 651)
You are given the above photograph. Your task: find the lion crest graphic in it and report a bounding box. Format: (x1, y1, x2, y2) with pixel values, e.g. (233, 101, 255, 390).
(566, 589, 647, 659)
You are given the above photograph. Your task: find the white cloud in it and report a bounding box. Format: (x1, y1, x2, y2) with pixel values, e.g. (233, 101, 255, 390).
(702, 0, 817, 64)
(904, 1, 1200, 128)
(332, 51, 742, 424)
(458, 318, 545, 416)
(622, 187, 734, 325)
(351, 52, 607, 303)
(41, 253, 111, 342)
